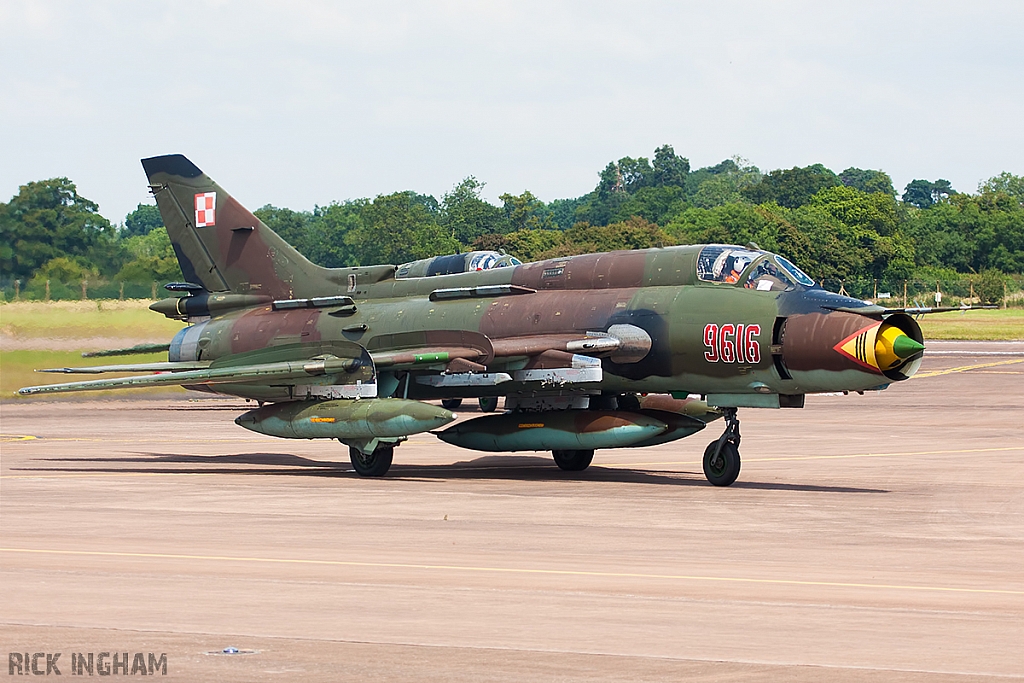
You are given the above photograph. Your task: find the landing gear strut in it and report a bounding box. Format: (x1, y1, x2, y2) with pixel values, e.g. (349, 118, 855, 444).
(703, 407, 741, 487)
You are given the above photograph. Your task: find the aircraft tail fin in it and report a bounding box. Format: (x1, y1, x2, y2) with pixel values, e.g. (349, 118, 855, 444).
(141, 154, 335, 299)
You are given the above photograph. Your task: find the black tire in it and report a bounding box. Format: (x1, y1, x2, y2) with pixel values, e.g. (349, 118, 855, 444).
(349, 445, 394, 477)
(552, 449, 595, 471)
(703, 441, 740, 486)
(441, 398, 463, 410)
(478, 396, 499, 413)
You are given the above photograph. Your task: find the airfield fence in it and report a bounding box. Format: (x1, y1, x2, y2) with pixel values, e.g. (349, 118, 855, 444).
(818, 277, 1024, 307)
(0, 279, 161, 302)
(1, 276, 1023, 306)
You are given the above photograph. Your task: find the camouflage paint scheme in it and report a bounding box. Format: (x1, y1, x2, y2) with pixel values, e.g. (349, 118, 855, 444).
(19, 155, 929, 484)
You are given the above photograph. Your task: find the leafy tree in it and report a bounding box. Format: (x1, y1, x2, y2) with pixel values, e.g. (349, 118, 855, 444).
(542, 217, 672, 258)
(474, 229, 564, 262)
(665, 202, 766, 246)
(254, 205, 314, 249)
(0, 177, 115, 281)
(650, 145, 690, 188)
(256, 202, 364, 268)
(574, 165, 622, 226)
(29, 256, 99, 284)
(979, 172, 1024, 206)
(574, 146, 690, 226)
(685, 158, 741, 197)
(973, 268, 1006, 304)
(440, 177, 507, 243)
(690, 158, 761, 208)
(789, 186, 914, 280)
(664, 202, 809, 266)
(345, 191, 459, 265)
(547, 197, 583, 230)
(839, 168, 895, 196)
(616, 156, 654, 193)
(742, 164, 840, 208)
(114, 227, 181, 282)
(500, 190, 553, 232)
(902, 179, 955, 208)
(305, 201, 365, 267)
(906, 191, 1024, 273)
(612, 185, 688, 224)
(122, 203, 164, 237)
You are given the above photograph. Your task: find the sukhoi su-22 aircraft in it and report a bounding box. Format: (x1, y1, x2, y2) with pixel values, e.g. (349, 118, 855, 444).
(23, 155, 951, 486)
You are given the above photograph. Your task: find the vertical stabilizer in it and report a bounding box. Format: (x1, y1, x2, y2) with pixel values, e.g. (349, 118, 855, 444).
(141, 154, 335, 299)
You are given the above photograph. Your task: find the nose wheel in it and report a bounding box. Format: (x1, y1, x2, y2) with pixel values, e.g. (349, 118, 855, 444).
(703, 408, 741, 486)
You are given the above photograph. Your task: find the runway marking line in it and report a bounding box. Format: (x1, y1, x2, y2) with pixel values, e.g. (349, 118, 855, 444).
(0, 436, 268, 444)
(0, 434, 37, 442)
(912, 358, 1024, 379)
(0, 472, 219, 480)
(2, 547, 1021, 597)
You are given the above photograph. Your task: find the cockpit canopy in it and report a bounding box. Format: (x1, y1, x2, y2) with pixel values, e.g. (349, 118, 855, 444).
(696, 245, 815, 291)
(396, 251, 522, 279)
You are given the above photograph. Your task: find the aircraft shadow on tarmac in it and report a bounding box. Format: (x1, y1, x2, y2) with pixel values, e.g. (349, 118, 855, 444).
(23, 452, 887, 493)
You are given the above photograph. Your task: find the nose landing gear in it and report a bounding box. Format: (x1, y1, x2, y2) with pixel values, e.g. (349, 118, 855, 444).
(703, 407, 741, 486)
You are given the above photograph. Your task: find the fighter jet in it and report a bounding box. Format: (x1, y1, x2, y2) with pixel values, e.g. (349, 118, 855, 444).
(21, 155, 943, 485)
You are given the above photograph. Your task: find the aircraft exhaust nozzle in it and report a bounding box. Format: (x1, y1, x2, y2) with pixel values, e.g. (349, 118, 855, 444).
(235, 398, 456, 440)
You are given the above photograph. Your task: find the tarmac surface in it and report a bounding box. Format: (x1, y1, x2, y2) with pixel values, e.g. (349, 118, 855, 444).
(1, 341, 1023, 681)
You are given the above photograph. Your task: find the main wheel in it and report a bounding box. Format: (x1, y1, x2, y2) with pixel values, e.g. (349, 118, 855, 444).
(703, 441, 740, 486)
(349, 445, 394, 477)
(478, 396, 499, 412)
(441, 398, 463, 410)
(552, 449, 594, 471)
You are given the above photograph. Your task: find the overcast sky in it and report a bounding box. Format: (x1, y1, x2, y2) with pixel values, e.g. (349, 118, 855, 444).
(2, 1, 1022, 223)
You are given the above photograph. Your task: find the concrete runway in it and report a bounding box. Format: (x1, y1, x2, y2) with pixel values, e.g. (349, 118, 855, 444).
(2, 341, 1023, 681)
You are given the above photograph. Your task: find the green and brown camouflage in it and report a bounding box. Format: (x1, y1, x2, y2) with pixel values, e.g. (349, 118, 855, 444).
(19, 154, 938, 484)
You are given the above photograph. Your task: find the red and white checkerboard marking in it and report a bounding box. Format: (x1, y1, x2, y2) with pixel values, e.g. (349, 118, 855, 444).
(195, 192, 217, 227)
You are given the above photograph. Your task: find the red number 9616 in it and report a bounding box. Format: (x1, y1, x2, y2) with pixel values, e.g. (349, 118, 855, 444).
(703, 323, 761, 364)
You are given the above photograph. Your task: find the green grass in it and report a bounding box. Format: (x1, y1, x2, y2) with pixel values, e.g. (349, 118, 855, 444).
(0, 301, 187, 400)
(917, 308, 1024, 340)
(1, 350, 185, 400)
(0, 300, 185, 341)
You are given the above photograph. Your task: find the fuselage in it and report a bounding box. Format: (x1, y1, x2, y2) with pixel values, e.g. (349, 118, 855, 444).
(168, 244, 923, 406)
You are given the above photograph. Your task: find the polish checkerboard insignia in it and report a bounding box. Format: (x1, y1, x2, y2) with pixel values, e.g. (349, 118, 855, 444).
(195, 192, 217, 227)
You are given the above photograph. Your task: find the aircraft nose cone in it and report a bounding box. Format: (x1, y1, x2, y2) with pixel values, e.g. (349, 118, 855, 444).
(873, 324, 924, 370)
(892, 335, 925, 359)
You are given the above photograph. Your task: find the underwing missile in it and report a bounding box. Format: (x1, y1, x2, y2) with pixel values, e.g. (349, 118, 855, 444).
(235, 398, 456, 439)
(435, 410, 667, 452)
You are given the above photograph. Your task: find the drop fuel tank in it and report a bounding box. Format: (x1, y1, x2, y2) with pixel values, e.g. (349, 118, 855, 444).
(236, 398, 456, 440)
(436, 410, 668, 452)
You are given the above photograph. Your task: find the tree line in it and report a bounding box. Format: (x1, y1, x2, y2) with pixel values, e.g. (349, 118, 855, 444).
(2, 146, 1022, 298)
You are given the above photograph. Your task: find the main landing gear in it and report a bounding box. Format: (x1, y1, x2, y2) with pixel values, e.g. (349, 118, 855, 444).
(703, 407, 741, 487)
(349, 444, 394, 477)
(552, 449, 595, 471)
